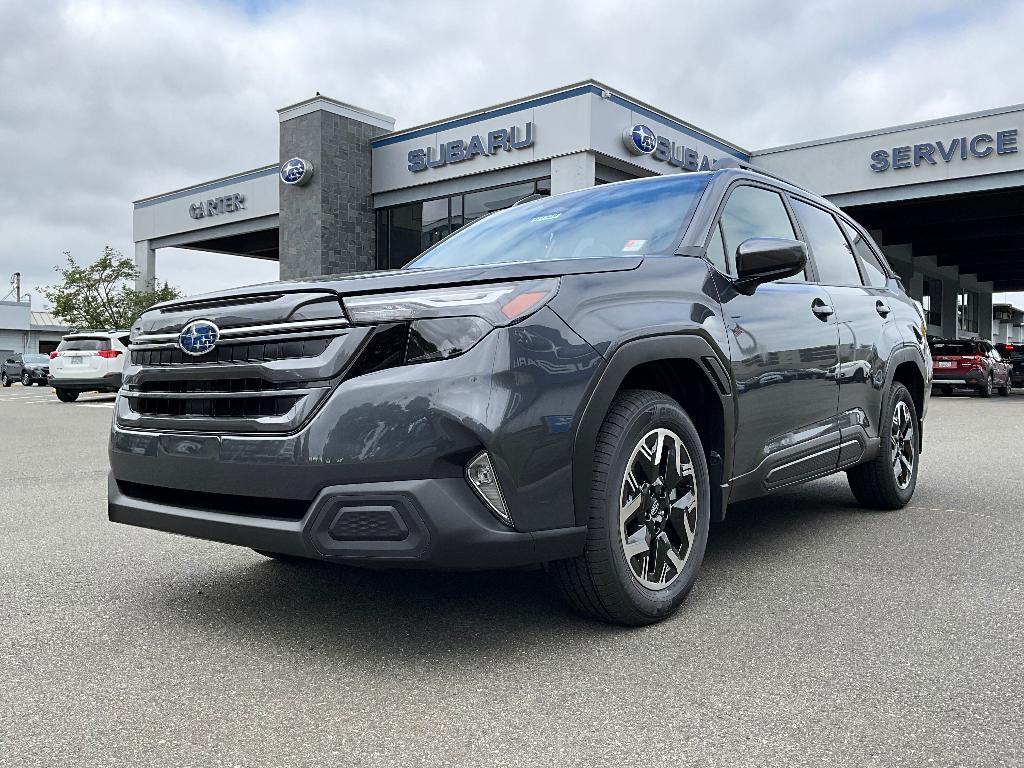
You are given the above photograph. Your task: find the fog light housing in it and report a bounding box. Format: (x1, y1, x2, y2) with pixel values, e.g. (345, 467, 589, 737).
(466, 451, 513, 528)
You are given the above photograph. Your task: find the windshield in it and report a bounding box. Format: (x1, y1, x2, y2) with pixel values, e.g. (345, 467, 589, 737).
(24, 355, 48, 364)
(58, 337, 110, 352)
(406, 174, 711, 270)
(931, 340, 977, 355)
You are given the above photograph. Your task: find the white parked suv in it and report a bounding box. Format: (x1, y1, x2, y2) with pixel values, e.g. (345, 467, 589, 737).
(48, 330, 130, 402)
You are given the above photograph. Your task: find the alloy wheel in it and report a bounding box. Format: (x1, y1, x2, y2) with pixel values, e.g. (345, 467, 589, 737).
(891, 400, 915, 490)
(619, 428, 698, 591)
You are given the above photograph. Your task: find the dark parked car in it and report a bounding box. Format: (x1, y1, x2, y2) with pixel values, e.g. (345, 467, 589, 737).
(995, 343, 1022, 387)
(109, 166, 930, 625)
(1, 353, 50, 387)
(930, 338, 1012, 397)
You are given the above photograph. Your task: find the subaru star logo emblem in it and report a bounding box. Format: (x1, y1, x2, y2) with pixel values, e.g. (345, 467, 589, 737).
(280, 157, 313, 186)
(178, 320, 220, 356)
(623, 124, 658, 155)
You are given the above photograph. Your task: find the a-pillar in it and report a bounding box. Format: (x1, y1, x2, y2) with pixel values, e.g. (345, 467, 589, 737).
(135, 240, 155, 292)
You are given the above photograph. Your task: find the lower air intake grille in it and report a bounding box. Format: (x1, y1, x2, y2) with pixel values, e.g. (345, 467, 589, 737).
(117, 481, 310, 520)
(127, 395, 302, 418)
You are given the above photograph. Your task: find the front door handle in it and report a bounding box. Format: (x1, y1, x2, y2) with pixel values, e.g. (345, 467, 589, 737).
(811, 299, 834, 321)
(876, 300, 891, 318)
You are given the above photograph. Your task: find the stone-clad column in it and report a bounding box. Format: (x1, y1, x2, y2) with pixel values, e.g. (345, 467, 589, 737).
(135, 240, 155, 291)
(278, 98, 395, 279)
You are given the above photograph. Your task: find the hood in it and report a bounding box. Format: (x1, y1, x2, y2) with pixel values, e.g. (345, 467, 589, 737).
(141, 257, 642, 335)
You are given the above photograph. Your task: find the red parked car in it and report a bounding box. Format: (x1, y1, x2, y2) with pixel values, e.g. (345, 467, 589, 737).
(930, 338, 1012, 397)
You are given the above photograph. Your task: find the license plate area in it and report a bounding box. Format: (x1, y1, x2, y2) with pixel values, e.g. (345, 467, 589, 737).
(937, 361, 953, 368)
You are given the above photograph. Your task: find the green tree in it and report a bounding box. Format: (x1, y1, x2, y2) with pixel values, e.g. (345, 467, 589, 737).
(40, 247, 181, 329)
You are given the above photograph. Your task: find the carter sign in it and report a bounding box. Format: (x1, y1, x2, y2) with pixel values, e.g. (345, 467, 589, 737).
(188, 193, 246, 219)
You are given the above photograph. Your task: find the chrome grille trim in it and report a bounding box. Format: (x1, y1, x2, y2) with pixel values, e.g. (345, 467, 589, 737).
(135, 317, 350, 345)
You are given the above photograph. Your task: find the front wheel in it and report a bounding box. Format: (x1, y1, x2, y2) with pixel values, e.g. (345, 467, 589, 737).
(980, 375, 993, 398)
(847, 382, 919, 509)
(550, 389, 710, 626)
(21, 372, 31, 386)
(999, 375, 1011, 397)
(55, 389, 79, 403)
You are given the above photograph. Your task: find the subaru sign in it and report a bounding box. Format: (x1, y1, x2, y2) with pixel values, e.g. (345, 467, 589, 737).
(178, 320, 220, 357)
(622, 123, 715, 172)
(407, 123, 534, 173)
(280, 157, 314, 185)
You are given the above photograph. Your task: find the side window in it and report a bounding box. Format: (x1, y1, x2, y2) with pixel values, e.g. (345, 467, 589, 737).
(792, 199, 863, 286)
(840, 220, 889, 288)
(719, 185, 804, 280)
(704, 222, 728, 274)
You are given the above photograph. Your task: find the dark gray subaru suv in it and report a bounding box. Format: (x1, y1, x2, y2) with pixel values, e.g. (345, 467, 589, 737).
(109, 166, 930, 625)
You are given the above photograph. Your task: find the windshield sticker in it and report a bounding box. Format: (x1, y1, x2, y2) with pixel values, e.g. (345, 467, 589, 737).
(622, 239, 646, 252)
(530, 212, 563, 223)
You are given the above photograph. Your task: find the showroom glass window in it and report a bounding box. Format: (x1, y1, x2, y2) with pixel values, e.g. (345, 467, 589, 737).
(922, 278, 943, 327)
(376, 178, 551, 270)
(958, 291, 979, 333)
(718, 185, 803, 279)
(791, 200, 864, 286)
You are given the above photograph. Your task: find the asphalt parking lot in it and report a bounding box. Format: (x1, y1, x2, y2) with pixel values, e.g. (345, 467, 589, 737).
(2, 384, 1021, 767)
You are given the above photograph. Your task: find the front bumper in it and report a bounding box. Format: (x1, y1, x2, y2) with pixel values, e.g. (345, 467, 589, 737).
(50, 373, 122, 392)
(108, 473, 585, 569)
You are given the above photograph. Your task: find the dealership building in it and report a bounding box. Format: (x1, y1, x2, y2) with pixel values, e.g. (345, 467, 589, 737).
(133, 80, 1024, 342)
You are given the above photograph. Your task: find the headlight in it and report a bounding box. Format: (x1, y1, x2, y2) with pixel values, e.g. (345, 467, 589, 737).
(129, 319, 144, 343)
(343, 278, 560, 326)
(343, 278, 560, 368)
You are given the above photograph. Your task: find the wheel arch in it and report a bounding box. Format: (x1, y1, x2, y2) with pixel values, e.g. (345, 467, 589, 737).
(571, 334, 734, 527)
(884, 346, 928, 453)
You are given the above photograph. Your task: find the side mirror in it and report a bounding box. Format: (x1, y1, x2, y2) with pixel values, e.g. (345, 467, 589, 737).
(734, 237, 807, 294)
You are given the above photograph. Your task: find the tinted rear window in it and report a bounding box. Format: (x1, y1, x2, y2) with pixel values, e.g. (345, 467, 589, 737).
(406, 174, 711, 270)
(58, 337, 110, 352)
(931, 341, 977, 355)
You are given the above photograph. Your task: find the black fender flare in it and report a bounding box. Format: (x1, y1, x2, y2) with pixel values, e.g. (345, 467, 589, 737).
(569, 332, 735, 527)
(880, 342, 929, 444)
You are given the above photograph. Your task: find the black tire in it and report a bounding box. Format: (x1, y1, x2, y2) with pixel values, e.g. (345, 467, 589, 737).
(21, 372, 31, 386)
(549, 389, 711, 626)
(847, 382, 919, 510)
(0, 372, 10, 387)
(252, 549, 311, 563)
(979, 375, 993, 398)
(999, 375, 1011, 397)
(55, 389, 79, 403)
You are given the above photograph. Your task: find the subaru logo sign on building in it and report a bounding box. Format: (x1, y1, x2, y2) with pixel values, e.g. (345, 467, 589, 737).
(622, 122, 715, 172)
(280, 157, 314, 186)
(624, 124, 658, 155)
(178, 320, 220, 356)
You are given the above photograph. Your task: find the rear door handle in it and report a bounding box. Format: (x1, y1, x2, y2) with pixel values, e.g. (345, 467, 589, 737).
(876, 300, 891, 317)
(811, 299, 834, 321)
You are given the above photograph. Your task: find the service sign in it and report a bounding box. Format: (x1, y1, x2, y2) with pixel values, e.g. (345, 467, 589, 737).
(870, 129, 1018, 172)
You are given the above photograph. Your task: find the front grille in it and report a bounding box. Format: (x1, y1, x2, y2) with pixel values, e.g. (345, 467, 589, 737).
(134, 377, 296, 394)
(126, 394, 302, 418)
(117, 480, 310, 520)
(131, 336, 333, 366)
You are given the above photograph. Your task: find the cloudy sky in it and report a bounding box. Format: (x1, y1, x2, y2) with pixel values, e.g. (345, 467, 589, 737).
(3, 0, 1024, 307)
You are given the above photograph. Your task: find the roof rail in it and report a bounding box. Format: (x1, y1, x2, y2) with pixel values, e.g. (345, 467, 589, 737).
(712, 157, 812, 194)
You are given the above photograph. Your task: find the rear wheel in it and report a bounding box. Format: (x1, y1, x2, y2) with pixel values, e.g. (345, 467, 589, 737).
(0, 372, 10, 387)
(847, 382, 918, 510)
(550, 389, 710, 626)
(55, 389, 79, 403)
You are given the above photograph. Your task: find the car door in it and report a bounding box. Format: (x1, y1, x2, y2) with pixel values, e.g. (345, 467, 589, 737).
(988, 345, 1009, 385)
(707, 183, 841, 497)
(788, 198, 905, 464)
